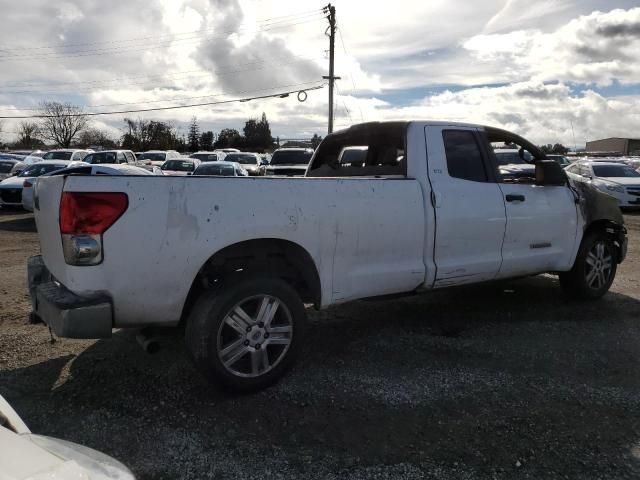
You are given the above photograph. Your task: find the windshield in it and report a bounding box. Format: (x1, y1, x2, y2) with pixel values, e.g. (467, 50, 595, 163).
(18, 163, 66, 177)
(494, 151, 528, 165)
(548, 155, 571, 167)
(0, 161, 15, 173)
(593, 164, 640, 178)
(138, 152, 166, 161)
(161, 160, 195, 172)
(224, 153, 258, 165)
(194, 164, 235, 176)
(270, 150, 312, 166)
(84, 152, 117, 164)
(190, 153, 218, 162)
(42, 151, 73, 160)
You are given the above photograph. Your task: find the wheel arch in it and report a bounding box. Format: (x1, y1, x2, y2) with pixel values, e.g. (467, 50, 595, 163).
(180, 238, 322, 324)
(583, 218, 626, 264)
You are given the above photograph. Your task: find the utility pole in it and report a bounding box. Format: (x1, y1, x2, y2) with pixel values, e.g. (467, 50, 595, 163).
(323, 4, 340, 134)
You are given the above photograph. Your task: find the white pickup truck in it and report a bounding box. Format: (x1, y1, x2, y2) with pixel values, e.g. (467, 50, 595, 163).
(28, 121, 627, 391)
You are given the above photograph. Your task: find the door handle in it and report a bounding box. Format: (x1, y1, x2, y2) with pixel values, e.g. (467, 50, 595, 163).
(505, 194, 525, 202)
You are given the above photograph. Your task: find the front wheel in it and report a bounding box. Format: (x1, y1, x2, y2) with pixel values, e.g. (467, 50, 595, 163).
(559, 232, 617, 300)
(185, 277, 307, 392)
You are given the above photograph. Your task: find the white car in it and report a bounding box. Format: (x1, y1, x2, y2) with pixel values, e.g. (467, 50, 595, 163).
(42, 149, 92, 162)
(565, 160, 640, 209)
(264, 148, 314, 176)
(136, 150, 180, 167)
(0, 156, 25, 181)
(1, 161, 74, 208)
(189, 151, 227, 162)
(82, 150, 137, 165)
(22, 164, 158, 211)
(0, 395, 135, 479)
(192, 160, 248, 176)
(222, 152, 265, 176)
(160, 158, 201, 176)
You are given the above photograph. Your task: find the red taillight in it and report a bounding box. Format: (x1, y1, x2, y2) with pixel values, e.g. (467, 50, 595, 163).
(23, 180, 33, 188)
(60, 192, 128, 235)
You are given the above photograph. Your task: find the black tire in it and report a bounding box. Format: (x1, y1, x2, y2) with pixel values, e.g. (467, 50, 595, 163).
(559, 231, 617, 300)
(185, 277, 307, 392)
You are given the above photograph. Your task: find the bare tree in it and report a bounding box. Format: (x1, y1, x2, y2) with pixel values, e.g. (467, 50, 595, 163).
(17, 121, 40, 148)
(39, 101, 88, 147)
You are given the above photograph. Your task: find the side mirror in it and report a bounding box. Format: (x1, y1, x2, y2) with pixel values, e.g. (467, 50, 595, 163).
(536, 160, 567, 186)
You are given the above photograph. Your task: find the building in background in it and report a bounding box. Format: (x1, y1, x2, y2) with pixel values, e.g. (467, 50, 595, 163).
(586, 137, 640, 156)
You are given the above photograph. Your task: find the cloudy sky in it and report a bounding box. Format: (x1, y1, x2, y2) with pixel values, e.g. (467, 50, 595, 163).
(1, 0, 639, 147)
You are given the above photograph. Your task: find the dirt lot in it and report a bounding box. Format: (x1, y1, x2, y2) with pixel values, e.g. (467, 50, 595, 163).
(1, 208, 640, 479)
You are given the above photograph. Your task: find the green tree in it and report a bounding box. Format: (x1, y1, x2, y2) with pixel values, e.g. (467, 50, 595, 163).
(552, 143, 569, 154)
(214, 128, 242, 149)
(199, 131, 214, 150)
(187, 117, 200, 152)
(121, 118, 178, 150)
(75, 128, 117, 149)
(243, 112, 273, 150)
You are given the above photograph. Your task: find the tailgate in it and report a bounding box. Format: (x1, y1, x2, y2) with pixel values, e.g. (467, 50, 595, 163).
(33, 176, 67, 281)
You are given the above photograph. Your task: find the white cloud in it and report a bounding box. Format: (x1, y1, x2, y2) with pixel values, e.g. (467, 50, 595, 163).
(0, 1, 640, 147)
(367, 82, 640, 147)
(464, 7, 640, 86)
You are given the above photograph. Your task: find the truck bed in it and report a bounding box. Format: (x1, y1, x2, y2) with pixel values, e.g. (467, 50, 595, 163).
(34, 175, 427, 327)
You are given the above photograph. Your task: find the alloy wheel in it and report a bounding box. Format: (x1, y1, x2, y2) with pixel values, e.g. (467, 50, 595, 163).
(216, 295, 293, 378)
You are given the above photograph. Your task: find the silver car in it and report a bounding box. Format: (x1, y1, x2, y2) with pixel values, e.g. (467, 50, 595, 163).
(1, 161, 72, 208)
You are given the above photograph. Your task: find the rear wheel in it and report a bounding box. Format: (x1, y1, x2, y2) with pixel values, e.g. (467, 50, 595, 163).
(559, 231, 617, 300)
(185, 277, 306, 392)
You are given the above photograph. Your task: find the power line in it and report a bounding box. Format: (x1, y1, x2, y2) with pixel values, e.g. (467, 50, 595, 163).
(0, 84, 327, 119)
(0, 54, 324, 94)
(335, 84, 353, 124)
(337, 27, 365, 122)
(0, 80, 325, 112)
(0, 14, 325, 61)
(0, 8, 324, 52)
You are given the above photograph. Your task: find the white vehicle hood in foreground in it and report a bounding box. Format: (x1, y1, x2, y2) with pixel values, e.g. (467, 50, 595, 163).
(0, 396, 134, 480)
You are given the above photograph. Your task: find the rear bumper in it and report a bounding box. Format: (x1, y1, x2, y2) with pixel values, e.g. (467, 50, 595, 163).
(27, 255, 113, 338)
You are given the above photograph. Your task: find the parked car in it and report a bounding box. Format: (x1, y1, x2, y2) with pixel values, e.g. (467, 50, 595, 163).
(42, 149, 92, 162)
(0, 161, 73, 208)
(83, 150, 137, 165)
(28, 121, 627, 392)
(264, 147, 314, 176)
(189, 151, 226, 162)
(546, 154, 572, 167)
(220, 148, 240, 153)
(20, 151, 46, 166)
(337, 146, 368, 167)
(137, 150, 180, 167)
(223, 152, 266, 176)
(0, 156, 25, 180)
(22, 164, 156, 212)
(0, 394, 135, 479)
(160, 158, 201, 176)
(192, 160, 248, 176)
(566, 160, 640, 209)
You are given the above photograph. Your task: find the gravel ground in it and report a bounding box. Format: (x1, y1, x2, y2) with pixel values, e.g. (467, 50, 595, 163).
(1, 208, 640, 479)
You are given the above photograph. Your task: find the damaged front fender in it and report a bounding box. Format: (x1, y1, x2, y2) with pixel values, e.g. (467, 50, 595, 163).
(571, 179, 627, 263)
